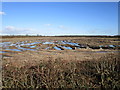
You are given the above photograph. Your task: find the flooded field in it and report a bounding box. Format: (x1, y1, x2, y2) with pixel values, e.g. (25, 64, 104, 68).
(1, 36, 119, 67)
(1, 36, 120, 88)
(1, 38, 120, 53)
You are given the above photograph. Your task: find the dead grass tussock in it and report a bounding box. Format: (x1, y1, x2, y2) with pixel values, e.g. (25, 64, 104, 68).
(2, 53, 120, 89)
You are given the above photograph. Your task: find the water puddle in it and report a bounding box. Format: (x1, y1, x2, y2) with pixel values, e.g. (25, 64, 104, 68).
(54, 46, 61, 50)
(0, 51, 7, 53)
(43, 42, 54, 44)
(5, 49, 22, 52)
(20, 42, 40, 46)
(0, 42, 11, 48)
(108, 45, 115, 48)
(1, 41, 120, 53)
(29, 46, 36, 48)
(61, 46, 73, 50)
(61, 41, 79, 46)
(16, 46, 36, 51)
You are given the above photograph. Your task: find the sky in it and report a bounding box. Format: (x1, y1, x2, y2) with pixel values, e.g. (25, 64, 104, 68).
(0, 2, 118, 36)
(2, 0, 120, 2)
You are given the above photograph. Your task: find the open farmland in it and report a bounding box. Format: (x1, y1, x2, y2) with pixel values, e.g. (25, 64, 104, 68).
(1, 36, 120, 89)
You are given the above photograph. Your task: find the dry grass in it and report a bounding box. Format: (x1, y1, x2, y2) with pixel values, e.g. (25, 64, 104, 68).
(2, 53, 120, 89)
(1, 36, 120, 89)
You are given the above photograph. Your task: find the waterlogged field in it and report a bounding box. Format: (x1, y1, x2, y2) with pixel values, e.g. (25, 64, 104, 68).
(1, 36, 120, 89)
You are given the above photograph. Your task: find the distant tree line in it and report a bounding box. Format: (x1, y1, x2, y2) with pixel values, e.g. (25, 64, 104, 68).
(1, 34, 120, 38)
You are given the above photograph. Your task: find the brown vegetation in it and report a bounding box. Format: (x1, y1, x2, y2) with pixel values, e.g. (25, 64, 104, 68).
(2, 53, 120, 89)
(1, 36, 120, 89)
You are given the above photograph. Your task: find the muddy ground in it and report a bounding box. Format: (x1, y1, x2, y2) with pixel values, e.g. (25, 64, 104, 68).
(1, 36, 120, 68)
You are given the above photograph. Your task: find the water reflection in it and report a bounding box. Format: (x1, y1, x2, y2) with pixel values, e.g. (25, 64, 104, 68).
(0, 40, 119, 53)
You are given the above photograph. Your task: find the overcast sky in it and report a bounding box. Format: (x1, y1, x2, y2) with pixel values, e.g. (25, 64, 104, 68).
(1, 2, 118, 35)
